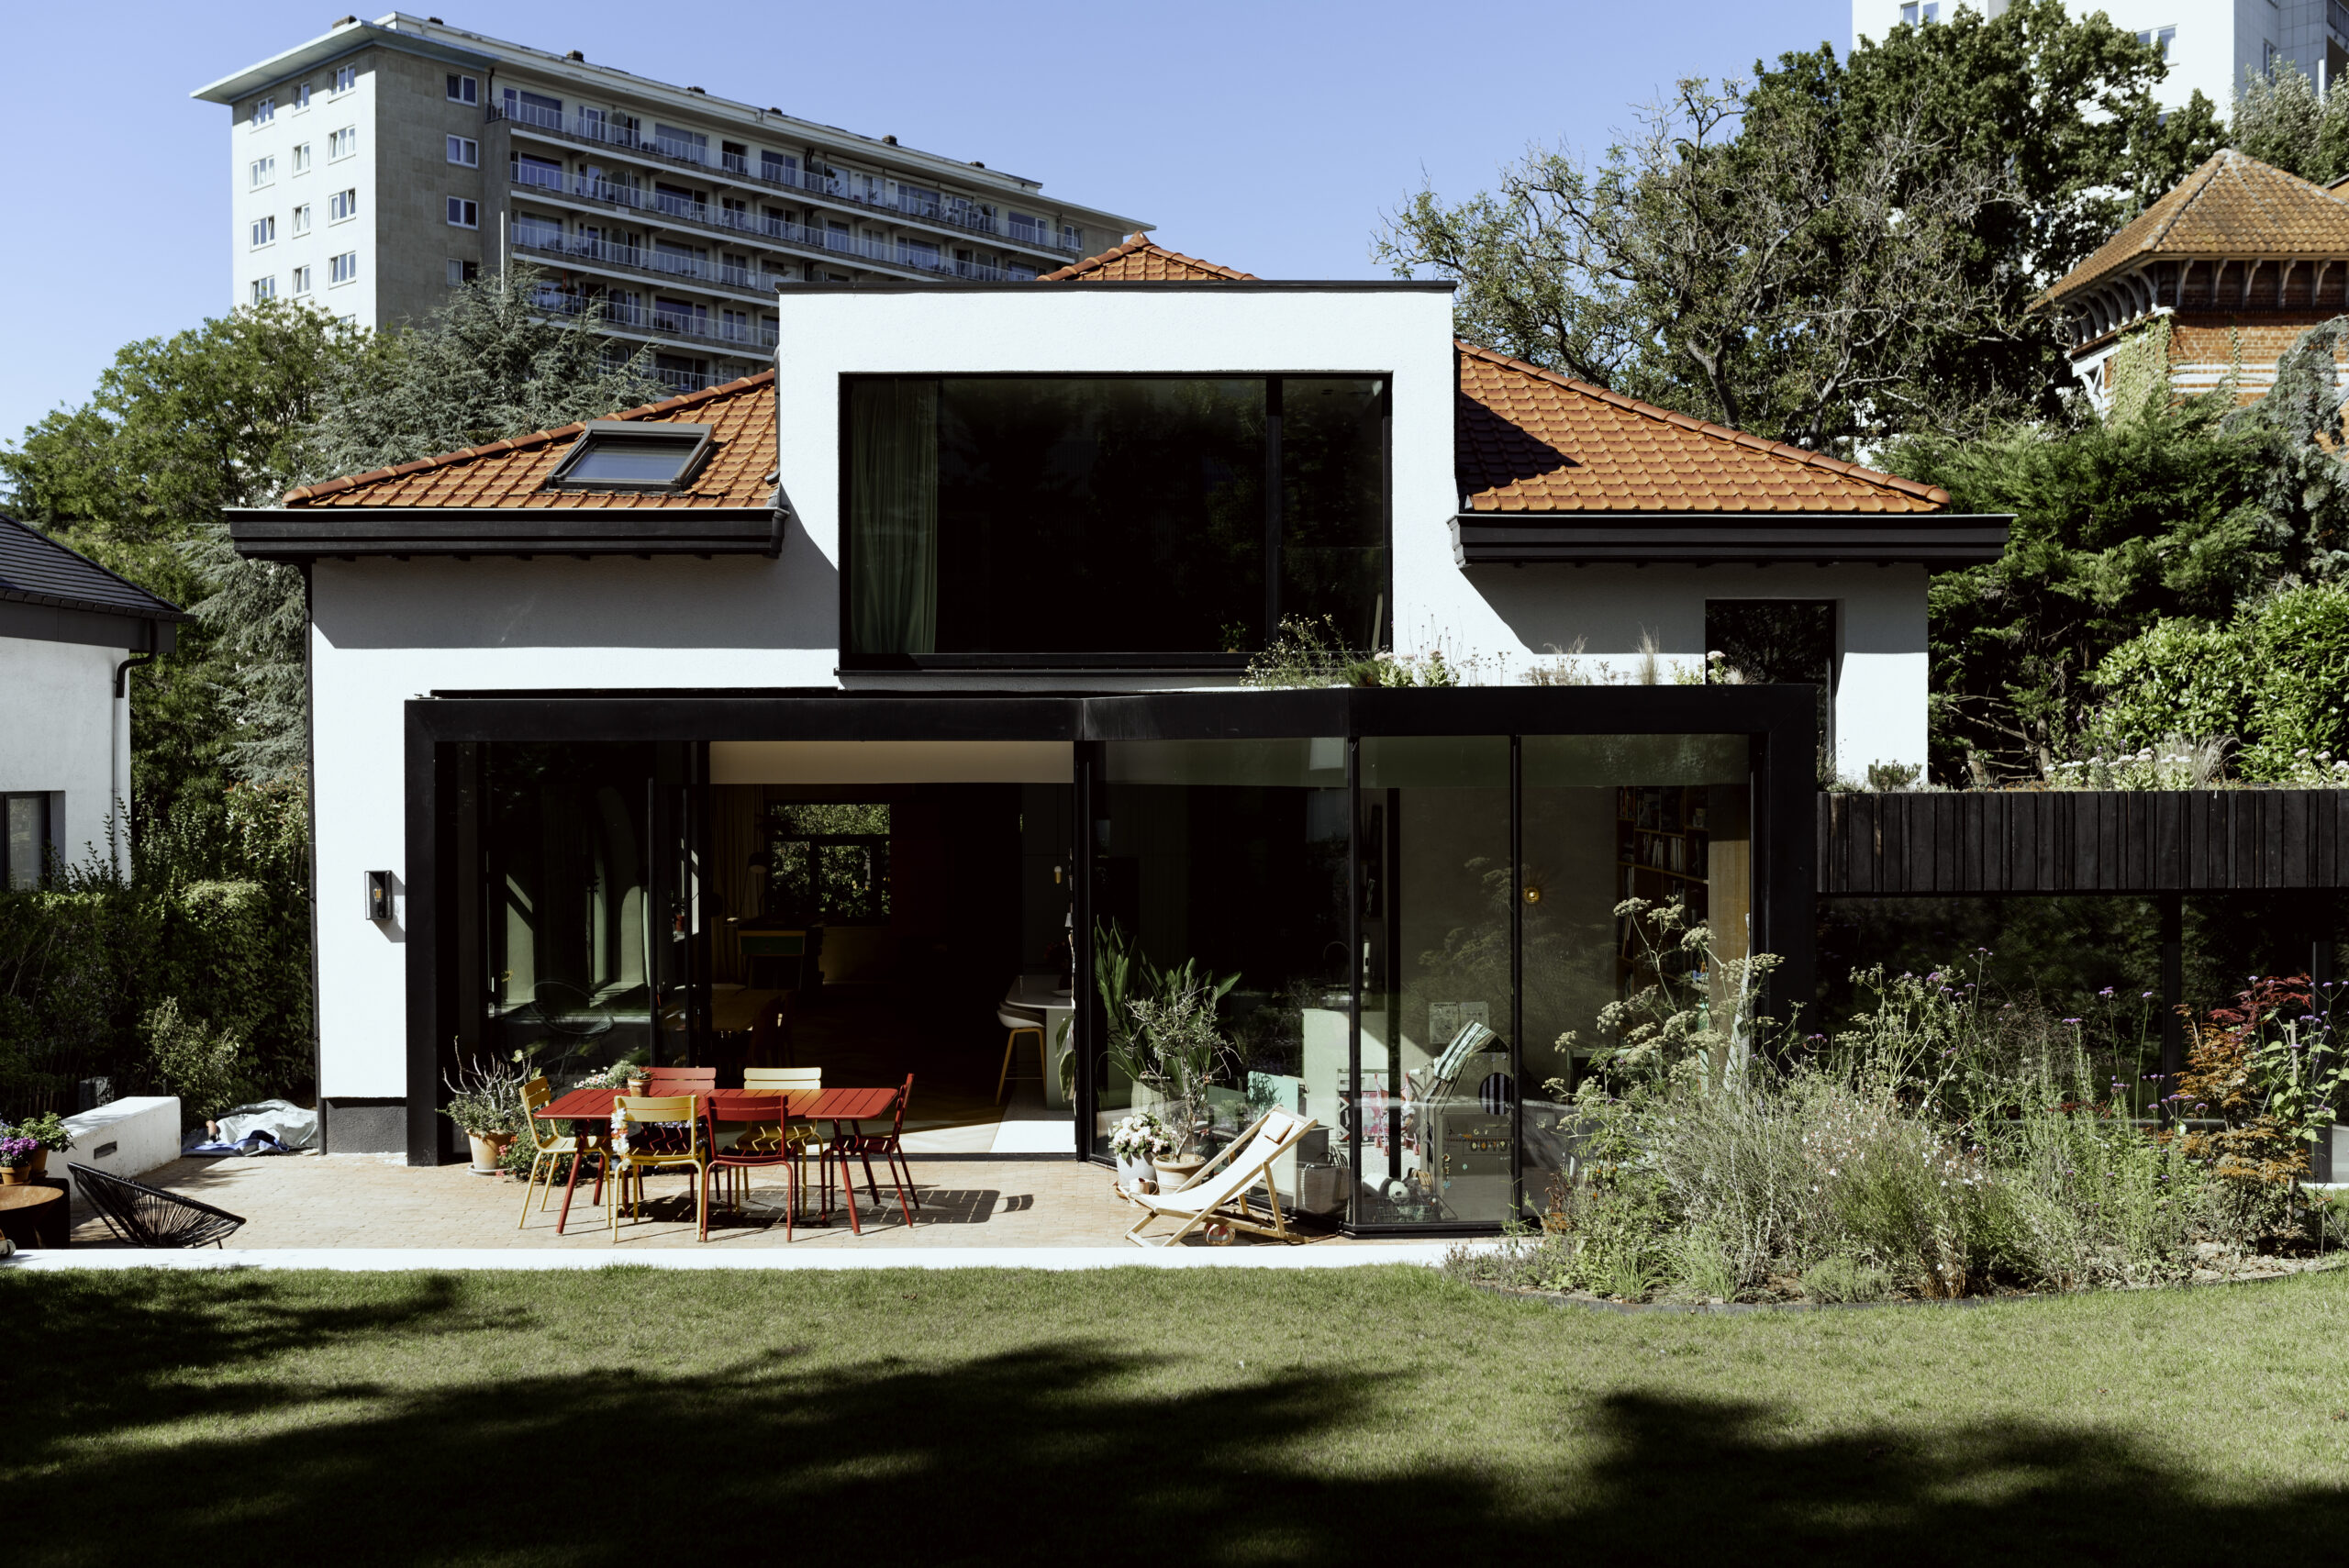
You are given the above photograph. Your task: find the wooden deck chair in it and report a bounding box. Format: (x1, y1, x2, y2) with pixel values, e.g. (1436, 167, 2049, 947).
(1121, 1109, 1319, 1248)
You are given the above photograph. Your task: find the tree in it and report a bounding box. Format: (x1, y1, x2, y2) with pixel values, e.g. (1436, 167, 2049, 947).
(1375, 0, 2221, 449)
(0, 301, 365, 817)
(2230, 61, 2349, 183)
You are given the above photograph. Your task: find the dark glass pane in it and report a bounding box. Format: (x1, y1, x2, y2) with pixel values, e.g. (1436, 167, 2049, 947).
(1280, 377, 1388, 647)
(850, 377, 1266, 654)
(566, 436, 698, 483)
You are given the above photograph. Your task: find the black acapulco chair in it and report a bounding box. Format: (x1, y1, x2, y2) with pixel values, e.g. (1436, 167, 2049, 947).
(69, 1163, 247, 1249)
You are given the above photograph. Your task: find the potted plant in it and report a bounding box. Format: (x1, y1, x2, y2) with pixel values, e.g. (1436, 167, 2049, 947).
(1121, 982, 1232, 1190)
(1108, 1112, 1175, 1193)
(0, 1132, 39, 1186)
(0, 1113, 72, 1180)
(441, 1057, 528, 1175)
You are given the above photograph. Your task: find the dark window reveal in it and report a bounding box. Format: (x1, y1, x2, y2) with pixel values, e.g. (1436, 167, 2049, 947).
(547, 421, 713, 491)
(844, 375, 1388, 662)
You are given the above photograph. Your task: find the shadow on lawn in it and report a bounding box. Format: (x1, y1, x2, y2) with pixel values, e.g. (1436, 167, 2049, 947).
(3, 1273, 2344, 1565)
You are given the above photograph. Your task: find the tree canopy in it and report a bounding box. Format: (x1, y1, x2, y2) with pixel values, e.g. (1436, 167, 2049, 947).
(1376, 0, 2221, 449)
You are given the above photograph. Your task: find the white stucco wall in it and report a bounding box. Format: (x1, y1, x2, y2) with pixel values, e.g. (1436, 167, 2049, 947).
(305, 282, 1937, 1097)
(0, 636, 128, 879)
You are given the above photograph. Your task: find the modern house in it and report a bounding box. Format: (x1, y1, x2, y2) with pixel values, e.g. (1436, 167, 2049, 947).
(227, 239, 2007, 1230)
(0, 518, 189, 885)
(2039, 149, 2349, 411)
(1853, 0, 2321, 111)
(191, 13, 1146, 393)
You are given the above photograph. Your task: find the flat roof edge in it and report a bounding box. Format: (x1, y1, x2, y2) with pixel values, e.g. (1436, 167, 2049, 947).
(774, 280, 1458, 295)
(191, 22, 495, 102)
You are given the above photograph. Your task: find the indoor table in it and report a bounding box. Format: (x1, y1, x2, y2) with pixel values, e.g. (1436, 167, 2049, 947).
(1003, 974, 1078, 1107)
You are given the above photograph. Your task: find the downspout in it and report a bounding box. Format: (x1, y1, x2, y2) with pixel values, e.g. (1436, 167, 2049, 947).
(110, 639, 155, 884)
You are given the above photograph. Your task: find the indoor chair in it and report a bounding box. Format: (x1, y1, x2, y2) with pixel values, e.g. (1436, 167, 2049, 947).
(996, 1004, 1045, 1103)
(606, 1094, 707, 1240)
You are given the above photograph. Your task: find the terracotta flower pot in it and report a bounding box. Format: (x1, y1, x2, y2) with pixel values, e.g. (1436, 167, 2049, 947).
(28, 1149, 47, 1178)
(467, 1132, 515, 1175)
(1152, 1154, 1207, 1193)
(0, 1165, 25, 1187)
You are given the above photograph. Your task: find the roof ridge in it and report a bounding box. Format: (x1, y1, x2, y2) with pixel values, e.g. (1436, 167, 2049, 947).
(1036, 232, 1257, 283)
(1453, 339, 1951, 506)
(284, 371, 777, 505)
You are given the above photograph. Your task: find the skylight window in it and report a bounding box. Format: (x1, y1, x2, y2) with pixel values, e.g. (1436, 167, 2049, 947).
(546, 421, 714, 491)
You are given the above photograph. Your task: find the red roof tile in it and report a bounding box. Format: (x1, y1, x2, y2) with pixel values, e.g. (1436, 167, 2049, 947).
(1036, 233, 1257, 282)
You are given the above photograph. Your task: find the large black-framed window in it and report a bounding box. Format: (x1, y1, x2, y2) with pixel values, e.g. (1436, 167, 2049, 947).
(841, 374, 1391, 668)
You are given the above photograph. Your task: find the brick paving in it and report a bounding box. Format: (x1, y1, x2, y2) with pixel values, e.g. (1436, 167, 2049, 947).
(62, 1151, 1364, 1251)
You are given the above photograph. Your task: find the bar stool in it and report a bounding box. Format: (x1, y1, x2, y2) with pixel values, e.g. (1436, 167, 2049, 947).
(996, 1003, 1045, 1103)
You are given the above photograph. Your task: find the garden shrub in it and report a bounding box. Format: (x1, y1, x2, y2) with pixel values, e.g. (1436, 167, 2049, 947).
(141, 996, 257, 1122)
(1799, 1254, 1891, 1303)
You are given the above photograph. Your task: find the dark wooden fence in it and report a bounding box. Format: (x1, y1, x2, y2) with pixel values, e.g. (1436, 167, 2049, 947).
(1817, 790, 2349, 895)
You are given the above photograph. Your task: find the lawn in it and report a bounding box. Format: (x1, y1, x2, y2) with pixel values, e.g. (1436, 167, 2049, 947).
(6, 1263, 2349, 1564)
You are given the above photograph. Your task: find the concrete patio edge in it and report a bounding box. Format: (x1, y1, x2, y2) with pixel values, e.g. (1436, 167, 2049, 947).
(1, 1242, 1490, 1273)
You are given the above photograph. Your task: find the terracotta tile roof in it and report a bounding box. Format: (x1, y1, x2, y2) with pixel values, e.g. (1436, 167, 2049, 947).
(282, 373, 777, 508)
(1036, 233, 1257, 282)
(1456, 342, 1948, 514)
(2042, 150, 2349, 306)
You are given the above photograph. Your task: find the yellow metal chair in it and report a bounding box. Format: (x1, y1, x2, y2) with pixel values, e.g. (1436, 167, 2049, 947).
(515, 1077, 595, 1229)
(606, 1094, 707, 1241)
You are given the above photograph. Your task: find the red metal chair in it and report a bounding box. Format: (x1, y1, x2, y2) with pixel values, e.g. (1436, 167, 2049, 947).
(823, 1073, 919, 1231)
(642, 1067, 718, 1093)
(699, 1093, 796, 1241)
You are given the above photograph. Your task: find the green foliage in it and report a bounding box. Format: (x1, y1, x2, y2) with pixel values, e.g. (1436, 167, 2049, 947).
(140, 997, 256, 1124)
(2230, 60, 2349, 183)
(1376, 1, 2219, 447)
(1, 1111, 73, 1154)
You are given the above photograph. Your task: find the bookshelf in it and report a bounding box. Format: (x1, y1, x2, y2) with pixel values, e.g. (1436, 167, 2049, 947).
(1616, 785, 1710, 971)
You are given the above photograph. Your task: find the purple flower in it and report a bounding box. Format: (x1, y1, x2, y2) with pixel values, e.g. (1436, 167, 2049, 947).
(0, 1135, 36, 1167)
(2064, 1018, 2084, 1026)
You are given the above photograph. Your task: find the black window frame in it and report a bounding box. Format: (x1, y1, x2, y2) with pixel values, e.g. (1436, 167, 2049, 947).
(2, 792, 52, 891)
(543, 420, 716, 494)
(836, 371, 1394, 673)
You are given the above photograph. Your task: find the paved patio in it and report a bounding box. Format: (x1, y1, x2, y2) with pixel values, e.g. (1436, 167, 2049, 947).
(60, 1151, 1375, 1252)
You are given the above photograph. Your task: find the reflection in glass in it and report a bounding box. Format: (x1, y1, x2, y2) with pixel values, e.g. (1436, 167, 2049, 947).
(1355, 737, 1514, 1227)
(479, 743, 656, 1076)
(1096, 740, 1349, 1216)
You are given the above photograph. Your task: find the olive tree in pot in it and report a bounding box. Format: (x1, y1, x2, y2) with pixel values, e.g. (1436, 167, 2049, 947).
(1119, 983, 1236, 1191)
(441, 1056, 530, 1174)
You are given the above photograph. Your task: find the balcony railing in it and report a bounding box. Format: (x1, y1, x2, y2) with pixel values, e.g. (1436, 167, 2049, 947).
(510, 227, 791, 293)
(512, 163, 1022, 280)
(493, 106, 1087, 253)
(537, 288, 779, 350)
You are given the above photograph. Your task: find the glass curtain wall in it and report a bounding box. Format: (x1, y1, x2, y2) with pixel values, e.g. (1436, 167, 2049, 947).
(1094, 739, 1350, 1212)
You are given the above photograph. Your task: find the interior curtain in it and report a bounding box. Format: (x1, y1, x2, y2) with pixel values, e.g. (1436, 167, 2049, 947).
(708, 785, 767, 984)
(850, 380, 939, 653)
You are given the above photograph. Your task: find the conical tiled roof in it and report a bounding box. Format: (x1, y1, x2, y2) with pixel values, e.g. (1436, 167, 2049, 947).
(2041, 150, 2349, 306)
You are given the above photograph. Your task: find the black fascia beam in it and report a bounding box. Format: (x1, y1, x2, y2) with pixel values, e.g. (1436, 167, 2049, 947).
(225, 506, 783, 562)
(0, 598, 183, 653)
(1451, 512, 2013, 568)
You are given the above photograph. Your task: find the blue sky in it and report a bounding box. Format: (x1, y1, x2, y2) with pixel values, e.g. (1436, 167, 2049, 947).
(0, 0, 1845, 446)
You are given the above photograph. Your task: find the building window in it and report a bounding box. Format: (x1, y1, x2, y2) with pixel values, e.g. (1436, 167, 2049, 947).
(1060, 222, 1082, 251)
(1899, 1, 1940, 20)
(653, 123, 709, 161)
(841, 376, 1390, 661)
(249, 156, 274, 188)
(515, 152, 564, 191)
(328, 127, 357, 161)
(447, 135, 478, 167)
(330, 250, 358, 285)
(292, 142, 311, 173)
(250, 215, 276, 247)
(448, 258, 480, 285)
(295, 82, 311, 110)
(3, 795, 50, 891)
(292, 264, 312, 294)
(545, 421, 715, 491)
(250, 276, 276, 306)
(2138, 26, 2176, 54)
(500, 87, 562, 129)
(329, 188, 358, 222)
(330, 64, 356, 95)
(761, 150, 794, 184)
(446, 72, 478, 105)
(447, 197, 479, 228)
(292, 203, 311, 235)
(252, 95, 274, 126)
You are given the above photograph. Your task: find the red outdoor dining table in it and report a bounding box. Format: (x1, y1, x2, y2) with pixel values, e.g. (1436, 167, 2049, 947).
(534, 1085, 899, 1234)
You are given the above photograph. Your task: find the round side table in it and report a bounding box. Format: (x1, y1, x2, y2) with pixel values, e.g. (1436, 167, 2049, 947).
(0, 1181, 69, 1249)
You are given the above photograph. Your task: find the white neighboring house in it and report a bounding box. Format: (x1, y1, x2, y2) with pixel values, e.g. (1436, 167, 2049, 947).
(0, 517, 190, 884)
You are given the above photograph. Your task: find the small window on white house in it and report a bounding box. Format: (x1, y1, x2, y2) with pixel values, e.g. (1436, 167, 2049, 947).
(292, 204, 311, 235)
(3, 795, 50, 891)
(329, 188, 358, 222)
(292, 265, 312, 295)
(447, 135, 478, 167)
(328, 127, 357, 161)
(250, 276, 276, 306)
(292, 142, 311, 173)
(250, 215, 275, 247)
(295, 82, 311, 110)
(2137, 26, 2176, 54)
(330, 65, 356, 94)
(330, 250, 358, 285)
(252, 96, 274, 126)
(447, 197, 478, 228)
(250, 156, 274, 188)
(446, 72, 478, 105)
(1899, 1, 1939, 19)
